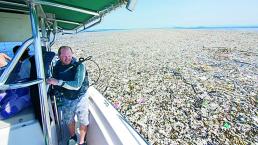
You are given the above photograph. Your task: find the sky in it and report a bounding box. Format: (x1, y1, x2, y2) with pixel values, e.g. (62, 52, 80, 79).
(91, 0, 258, 30)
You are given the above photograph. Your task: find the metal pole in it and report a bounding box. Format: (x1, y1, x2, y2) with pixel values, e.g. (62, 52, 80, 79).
(54, 19, 81, 26)
(0, 7, 29, 13)
(34, 0, 99, 16)
(40, 17, 49, 51)
(0, 0, 27, 7)
(0, 79, 43, 90)
(29, 3, 53, 145)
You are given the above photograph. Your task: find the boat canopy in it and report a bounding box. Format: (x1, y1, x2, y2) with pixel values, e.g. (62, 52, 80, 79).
(0, 0, 134, 38)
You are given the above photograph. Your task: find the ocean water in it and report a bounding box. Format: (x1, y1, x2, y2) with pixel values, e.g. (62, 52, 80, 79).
(0, 42, 35, 57)
(1, 27, 258, 57)
(0, 42, 22, 57)
(173, 27, 258, 32)
(86, 27, 258, 32)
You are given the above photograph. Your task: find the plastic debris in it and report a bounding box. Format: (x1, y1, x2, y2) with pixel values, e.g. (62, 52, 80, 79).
(224, 122, 231, 129)
(54, 30, 258, 145)
(113, 101, 121, 109)
(137, 98, 145, 104)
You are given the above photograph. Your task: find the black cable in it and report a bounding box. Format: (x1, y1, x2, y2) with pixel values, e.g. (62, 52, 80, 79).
(81, 56, 101, 86)
(58, 56, 101, 86)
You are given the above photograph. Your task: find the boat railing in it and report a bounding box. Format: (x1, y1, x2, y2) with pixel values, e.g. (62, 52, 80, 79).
(0, 79, 43, 90)
(87, 86, 149, 145)
(118, 115, 149, 144)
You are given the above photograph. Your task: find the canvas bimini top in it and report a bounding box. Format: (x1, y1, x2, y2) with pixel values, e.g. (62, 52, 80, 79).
(0, 0, 135, 32)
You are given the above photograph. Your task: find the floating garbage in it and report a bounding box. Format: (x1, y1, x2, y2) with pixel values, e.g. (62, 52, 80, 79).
(113, 101, 121, 109)
(54, 30, 258, 145)
(137, 98, 145, 104)
(223, 122, 231, 129)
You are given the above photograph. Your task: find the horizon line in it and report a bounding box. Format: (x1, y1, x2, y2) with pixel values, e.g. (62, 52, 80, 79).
(86, 25, 258, 32)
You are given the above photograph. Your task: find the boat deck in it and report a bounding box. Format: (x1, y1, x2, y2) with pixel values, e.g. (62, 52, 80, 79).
(0, 106, 45, 145)
(0, 106, 35, 129)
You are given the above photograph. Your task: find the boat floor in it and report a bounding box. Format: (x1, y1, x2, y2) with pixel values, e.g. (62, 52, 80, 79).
(0, 106, 35, 129)
(58, 116, 90, 145)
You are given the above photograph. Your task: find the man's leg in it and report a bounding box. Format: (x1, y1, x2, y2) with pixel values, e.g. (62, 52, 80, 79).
(79, 125, 88, 144)
(68, 120, 76, 137)
(76, 94, 89, 144)
(61, 99, 78, 145)
(67, 120, 78, 145)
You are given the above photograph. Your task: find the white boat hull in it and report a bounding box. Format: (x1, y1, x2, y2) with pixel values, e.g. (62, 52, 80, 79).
(86, 86, 148, 145)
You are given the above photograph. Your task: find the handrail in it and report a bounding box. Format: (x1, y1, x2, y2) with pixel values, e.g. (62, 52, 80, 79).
(0, 37, 34, 85)
(30, 3, 53, 145)
(62, 17, 102, 34)
(46, 18, 82, 26)
(0, 7, 29, 13)
(0, 79, 43, 90)
(0, 0, 27, 8)
(76, 16, 102, 33)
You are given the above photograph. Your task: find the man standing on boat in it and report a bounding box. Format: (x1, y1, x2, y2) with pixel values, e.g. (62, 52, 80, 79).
(47, 46, 89, 145)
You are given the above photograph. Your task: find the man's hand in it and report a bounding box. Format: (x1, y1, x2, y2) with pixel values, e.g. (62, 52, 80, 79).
(47, 78, 59, 85)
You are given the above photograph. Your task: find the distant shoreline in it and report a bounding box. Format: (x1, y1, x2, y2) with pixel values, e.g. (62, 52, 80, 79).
(86, 26, 258, 32)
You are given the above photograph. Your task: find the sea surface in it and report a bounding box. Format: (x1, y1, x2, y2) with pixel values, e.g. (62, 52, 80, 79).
(1, 27, 258, 57)
(86, 27, 258, 33)
(52, 29, 258, 144)
(0, 26, 258, 57)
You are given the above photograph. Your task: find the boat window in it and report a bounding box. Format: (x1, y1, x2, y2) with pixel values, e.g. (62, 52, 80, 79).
(0, 42, 22, 57)
(0, 42, 34, 58)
